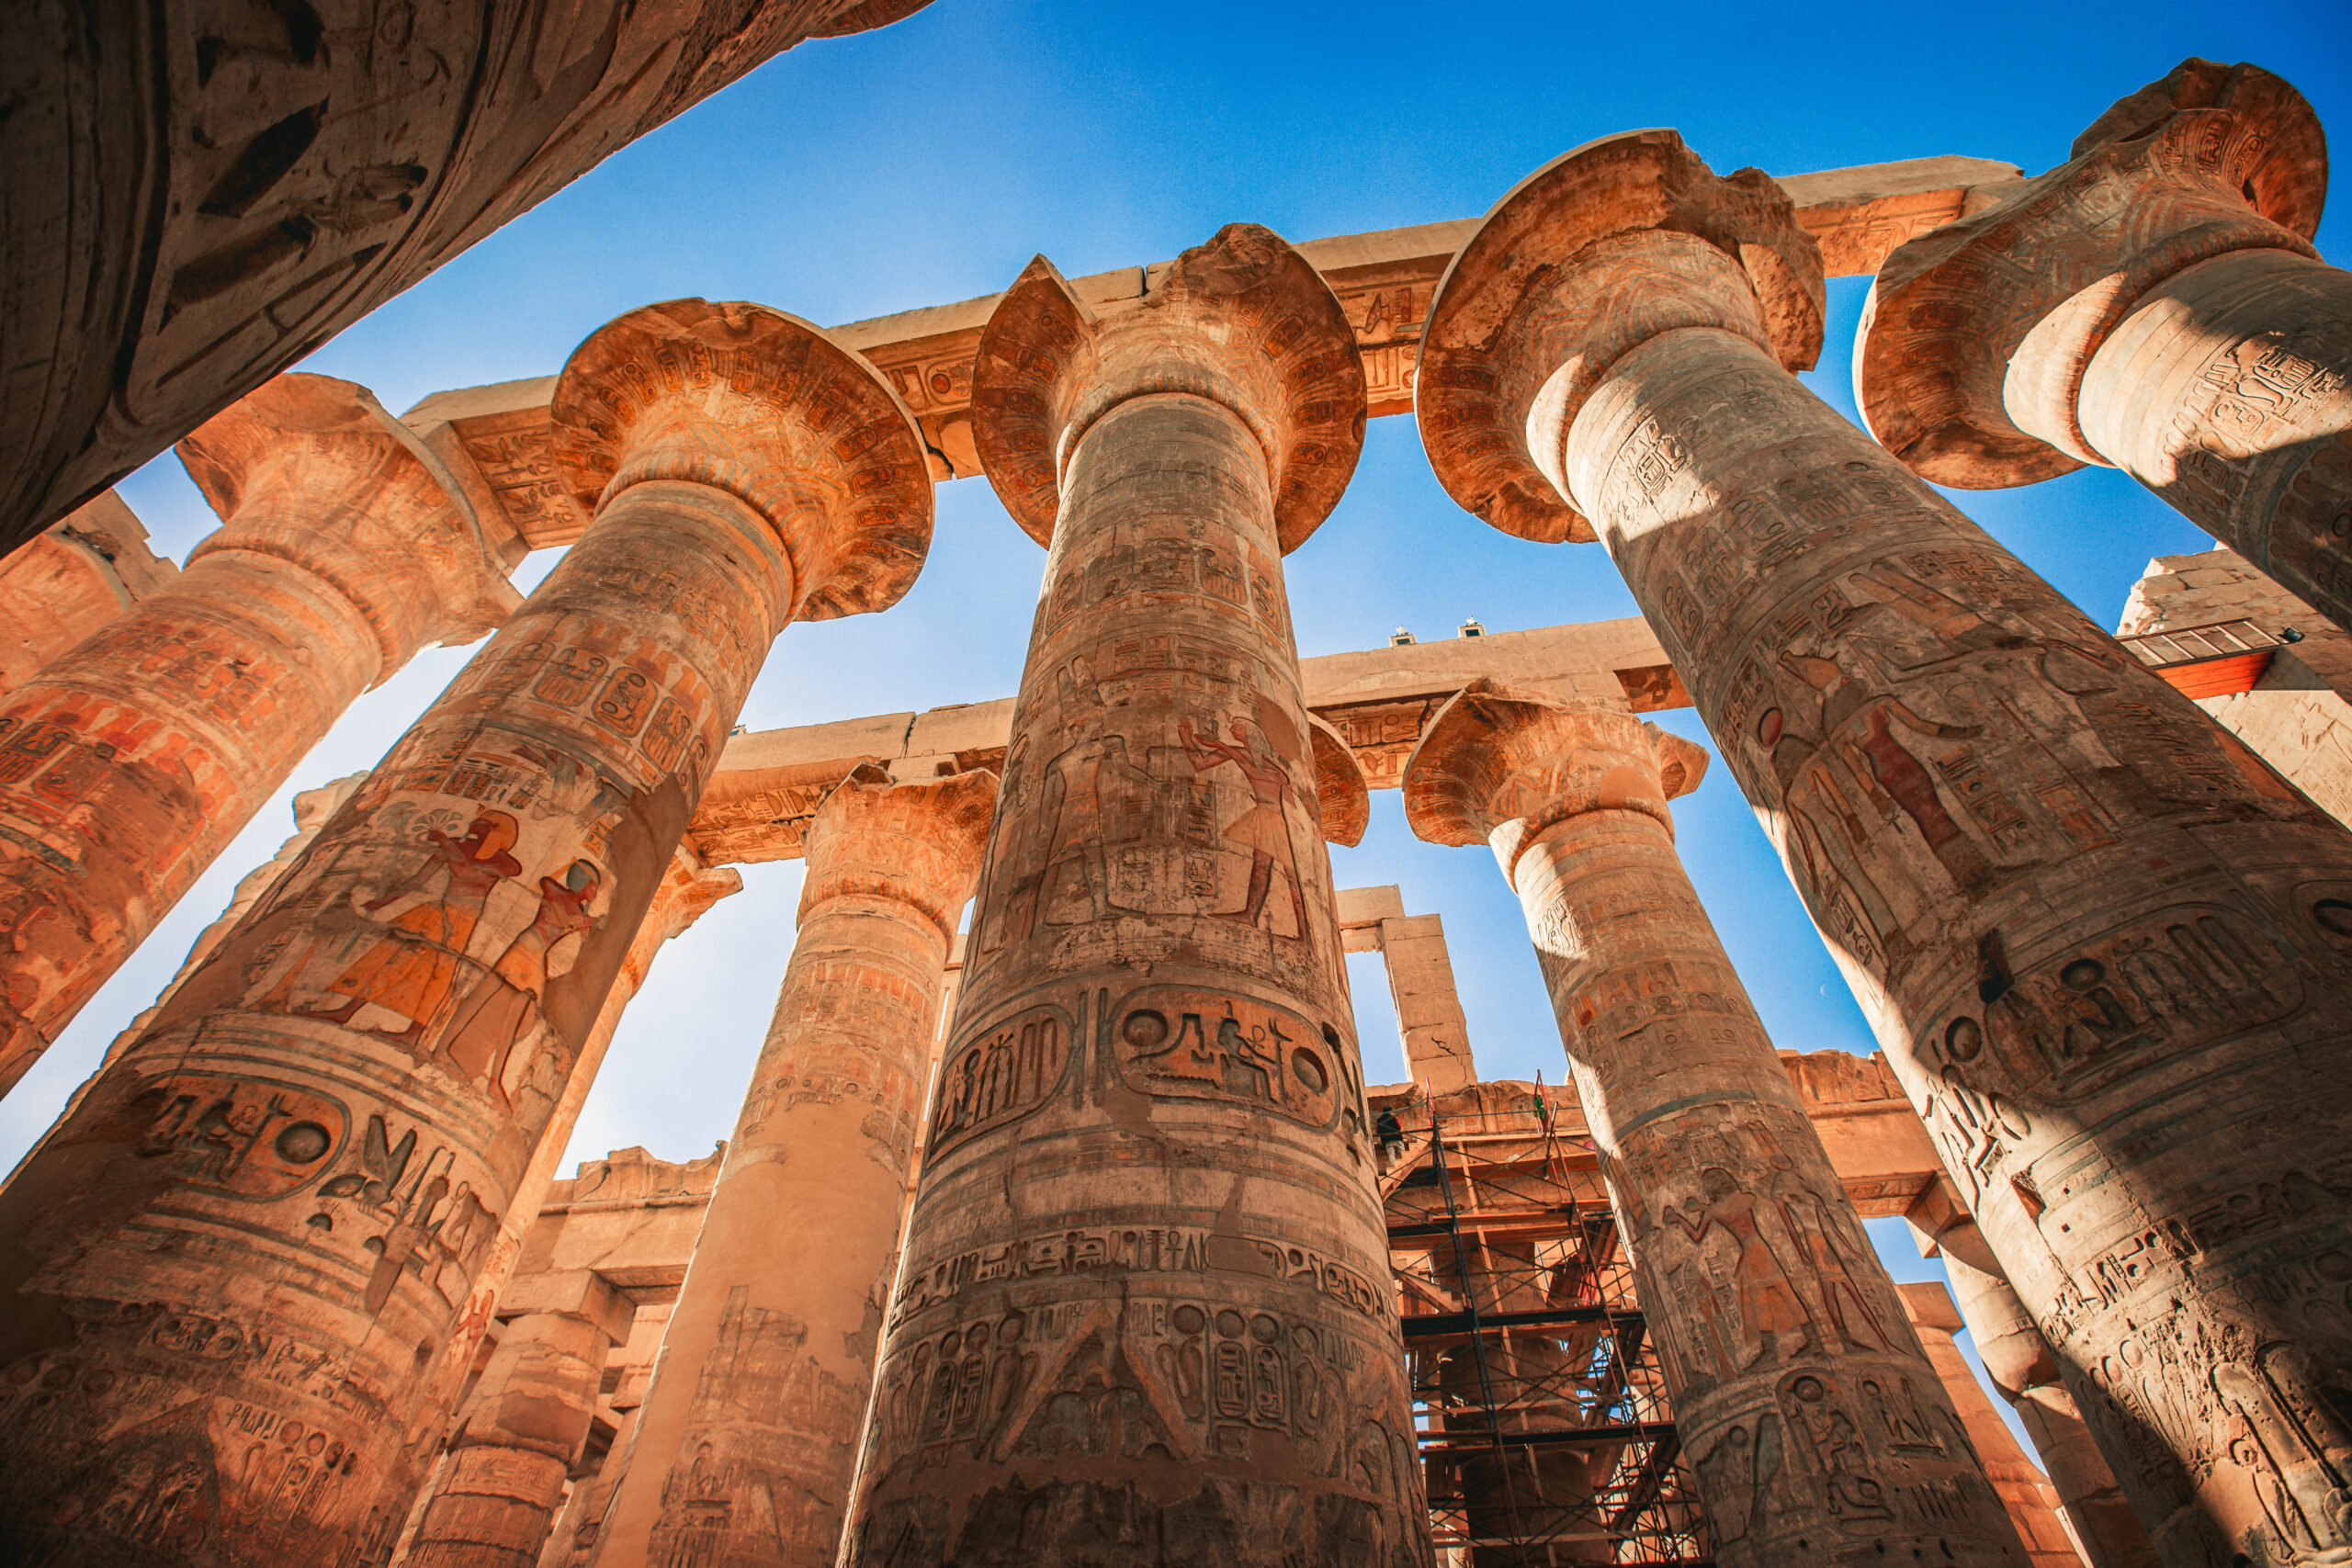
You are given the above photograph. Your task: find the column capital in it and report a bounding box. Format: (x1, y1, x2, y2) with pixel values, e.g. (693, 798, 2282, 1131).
(175, 373, 521, 676)
(1859, 59, 2324, 487)
(1309, 712, 1371, 847)
(1418, 129, 1825, 544)
(549, 298, 933, 623)
(799, 763, 999, 937)
(1401, 678, 1706, 876)
(970, 224, 1367, 552)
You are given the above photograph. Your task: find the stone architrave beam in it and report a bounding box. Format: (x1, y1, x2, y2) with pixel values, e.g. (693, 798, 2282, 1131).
(1415, 125, 2352, 1563)
(399, 153, 2024, 554)
(1333, 885, 1478, 1092)
(685, 614, 1679, 863)
(1, 0, 937, 560)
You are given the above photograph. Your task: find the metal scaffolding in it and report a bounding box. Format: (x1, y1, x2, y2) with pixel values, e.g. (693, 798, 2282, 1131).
(1385, 1086, 1713, 1565)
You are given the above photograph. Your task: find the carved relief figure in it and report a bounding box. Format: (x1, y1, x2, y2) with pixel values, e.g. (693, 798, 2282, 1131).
(1665, 1168, 1816, 1369)
(288, 811, 523, 1042)
(427, 859, 605, 1100)
(1180, 716, 1309, 940)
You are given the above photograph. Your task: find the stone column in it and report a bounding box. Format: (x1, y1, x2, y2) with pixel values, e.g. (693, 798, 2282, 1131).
(1943, 1255, 2164, 1568)
(1416, 128, 2352, 1566)
(1402, 678, 2020, 1562)
(2, 0, 938, 561)
(843, 226, 1428, 1565)
(0, 299, 930, 1568)
(582, 763, 994, 1567)
(402, 1269, 635, 1568)
(1896, 1281, 2085, 1566)
(399, 840, 742, 1517)
(0, 373, 518, 1099)
(1858, 61, 2352, 635)
(0, 491, 179, 697)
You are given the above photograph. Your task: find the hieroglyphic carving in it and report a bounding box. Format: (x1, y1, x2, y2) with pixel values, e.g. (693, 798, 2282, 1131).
(1418, 124, 2352, 1564)
(0, 303, 931, 1566)
(847, 226, 1423, 1565)
(2, 0, 934, 557)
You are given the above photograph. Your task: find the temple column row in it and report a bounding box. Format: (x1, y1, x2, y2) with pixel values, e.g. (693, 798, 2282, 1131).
(0, 376, 521, 1099)
(1400, 682, 2021, 1561)
(0, 299, 933, 1568)
(1416, 127, 2352, 1566)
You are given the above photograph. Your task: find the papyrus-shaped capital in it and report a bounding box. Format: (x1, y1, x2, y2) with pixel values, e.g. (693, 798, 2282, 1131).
(176, 373, 521, 677)
(549, 299, 934, 622)
(1402, 678, 1707, 877)
(799, 764, 1000, 935)
(971, 225, 1369, 552)
(1418, 129, 1825, 544)
(1309, 713, 1371, 848)
(1859, 59, 2326, 488)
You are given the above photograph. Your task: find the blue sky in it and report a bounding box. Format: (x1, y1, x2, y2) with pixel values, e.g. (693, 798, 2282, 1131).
(9, 0, 2345, 1459)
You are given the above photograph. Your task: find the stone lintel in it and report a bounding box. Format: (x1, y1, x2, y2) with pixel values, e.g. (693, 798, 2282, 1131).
(494, 1268, 636, 1343)
(412, 154, 2022, 549)
(685, 616, 1676, 863)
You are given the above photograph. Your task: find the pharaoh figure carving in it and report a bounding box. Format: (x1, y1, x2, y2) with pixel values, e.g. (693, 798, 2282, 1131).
(1418, 128, 2352, 1565)
(843, 226, 1428, 1566)
(0, 299, 931, 1567)
(1860, 61, 2352, 638)
(1403, 681, 2022, 1563)
(0, 0, 936, 560)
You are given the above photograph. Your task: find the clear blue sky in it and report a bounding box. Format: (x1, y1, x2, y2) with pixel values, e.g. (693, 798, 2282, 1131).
(8, 0, 2345, 1457)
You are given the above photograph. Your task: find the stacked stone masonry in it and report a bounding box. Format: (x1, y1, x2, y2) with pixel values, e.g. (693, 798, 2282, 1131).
(0, 40, 2345, 1568)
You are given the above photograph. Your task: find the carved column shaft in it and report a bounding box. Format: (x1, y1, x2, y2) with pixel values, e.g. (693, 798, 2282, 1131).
(2075, 250, 2352, 621)
(1404, 684, 2015, 1562)
(1943, 1254, 2163, 1568)
(399, 843, 740, 1521)
(0, 302, 927, 1568)
(403, 1272, 633, 1568)
(1418, 130, 2352, 1567)
(1860, 61, 2352, 636)
(585, 766, 992, 1568)
(0, 374, 514, 1097)
(2, 0, 937, 559)
(845, 228, 1427, 1566)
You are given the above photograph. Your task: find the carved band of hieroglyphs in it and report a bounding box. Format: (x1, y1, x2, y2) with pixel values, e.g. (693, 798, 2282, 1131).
(1112, 986, 1340, 1128)
(131, 1072, 350, 1201)
(927, 1003, 1074, 1159)
(1040, 530, 1291, 645)
(1925, 902, 2302, 1108)
(870, 1296, 1413, 1482)
(892, 1220, 1384, 1325)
